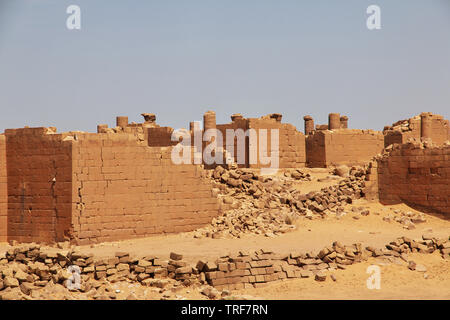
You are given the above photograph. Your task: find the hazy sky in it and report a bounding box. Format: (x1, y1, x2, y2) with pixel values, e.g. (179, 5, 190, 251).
(0, 0, 449, 133)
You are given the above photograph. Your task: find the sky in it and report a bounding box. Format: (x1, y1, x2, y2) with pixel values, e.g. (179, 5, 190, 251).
(0, 0, 449, 133)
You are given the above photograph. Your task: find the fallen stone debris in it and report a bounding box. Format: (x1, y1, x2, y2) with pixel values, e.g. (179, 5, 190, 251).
(382, 209, 427, 230)
(191, 166, 369, 239)
(0, 234, 447, 300)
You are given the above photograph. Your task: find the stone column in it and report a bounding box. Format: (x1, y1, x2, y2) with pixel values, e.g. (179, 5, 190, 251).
(420, 112, 432, 139)
(328, 113, 341, 130)
(304, 115, 314, 135)
(203, 111, 217, 167)
(203, 111, 216, 131)
(340, 116, 348, 129)
(116, 116, 128, 129)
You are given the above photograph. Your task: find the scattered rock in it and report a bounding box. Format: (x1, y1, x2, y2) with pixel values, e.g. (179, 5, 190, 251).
(315, 271, 327, 282)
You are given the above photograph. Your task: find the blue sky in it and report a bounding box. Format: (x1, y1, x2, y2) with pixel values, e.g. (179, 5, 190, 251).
(0, 0, 449, 133)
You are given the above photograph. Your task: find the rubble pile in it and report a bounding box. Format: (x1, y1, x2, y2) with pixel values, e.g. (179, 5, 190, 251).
(0, 246, 204, 300)
(192, 166, 368, 239)
(382, 209, 427, 230)
(198, 234, 450, 290)
(383, 116, 419, 133)
(0, 234, 448, 300)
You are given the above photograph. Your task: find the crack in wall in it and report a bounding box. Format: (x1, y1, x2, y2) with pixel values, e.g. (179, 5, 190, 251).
(51, 159, 59, 240)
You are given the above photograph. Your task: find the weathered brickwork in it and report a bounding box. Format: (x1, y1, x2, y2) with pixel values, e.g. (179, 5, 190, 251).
(0, 126, 220, 244)
(384, 113, 450, 147)
(306, 129, 384, 168)
(0, 135, 7, 242)
(375, 142, 450, 215)
(216, 113, 306, 169)
(4, 128, 73, 243)
(71, 132, 220, 245)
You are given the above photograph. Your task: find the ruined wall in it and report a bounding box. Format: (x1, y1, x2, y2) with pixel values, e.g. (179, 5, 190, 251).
(384, 113, 450, 147)
(248, 118, 306, 169)
(4, 128, 73, 243)
(71, 132, 220, 245)
(376, 142, 450, 215)
(216, 115, 306, 169)
(216, 118, 249, 168)
(306, 129, 384, 168)
(147, 127, 177, 147)
(0, 135, 7, 242)
(0, 126, 220, 244)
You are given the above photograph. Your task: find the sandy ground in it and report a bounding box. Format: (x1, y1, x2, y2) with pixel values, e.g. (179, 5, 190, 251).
(24, 200, 447, 265)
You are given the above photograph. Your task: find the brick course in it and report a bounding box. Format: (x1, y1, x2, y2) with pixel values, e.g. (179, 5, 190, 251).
(216, 114, 306, 169)
(4, 128, 73, 243)
(71, 132, 220, 244)
(306, 129, 384, 168)
(0, 127, 220, 244)
(375, 143, 450, 215)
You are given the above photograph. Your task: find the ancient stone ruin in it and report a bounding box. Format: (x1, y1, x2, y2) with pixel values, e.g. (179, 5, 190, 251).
(304, 113, 385, 167)
(0, 111, 448, 246)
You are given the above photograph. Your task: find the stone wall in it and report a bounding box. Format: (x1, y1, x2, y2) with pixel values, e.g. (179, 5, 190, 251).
(384, 113, 450, 147)
(306, 129, 384, 168)
(248, 117, 306, 169)
(0, 127, 220, 244)
(4, 128, 73, 243)
(0, 135, 7, 242)
(374, 142, 450, 215)
(71, 131, 220, 245)
(216, 114, 306, 169)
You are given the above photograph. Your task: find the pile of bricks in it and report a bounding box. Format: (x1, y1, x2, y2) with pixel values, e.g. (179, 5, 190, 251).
(197, 250, 282, 290)
(0, 234, 448, 299)
(191, 165, 369, 239)
(213, 165, 367, 214)
(382, 208, 427, 230)
(196, 234, 450, 290)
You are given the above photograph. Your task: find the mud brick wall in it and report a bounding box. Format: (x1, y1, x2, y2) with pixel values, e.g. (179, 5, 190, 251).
(384, 114, 450, 147)
(147, 127, 178, 147)
(4, 128, 73, 243)
(71, 132, 220, 245)
(377, 143, 450, 215)
(0, 135, 7, 242)
(216, 118, 250, 168)
(247, 118, 306, 169)
(428, 116, 450, 144)
(216, 117, 306, 169)
(306, 129, 384, 168)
